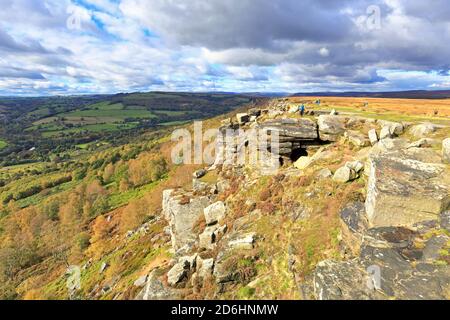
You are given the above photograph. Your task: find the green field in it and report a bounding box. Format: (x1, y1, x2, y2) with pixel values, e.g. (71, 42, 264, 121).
(42, 123, 139, 137)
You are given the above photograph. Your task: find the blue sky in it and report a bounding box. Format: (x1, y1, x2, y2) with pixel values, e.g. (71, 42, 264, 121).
(1, 0, 450, 95)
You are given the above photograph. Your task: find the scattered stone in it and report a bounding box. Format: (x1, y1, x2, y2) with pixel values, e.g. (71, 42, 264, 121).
(204, 201, 227, 226)
(407, 138, 433, 149)
(193, 169, 207, 179)
(443, 138, 450, 164)
(228, 233, 257, 250)
(345, 160, 364, 174)
(333, 166, 358, 183)
(317, 168, 333, 179)
(134, 275, 148, 288)
(368, 129, 378, 146)
(99, 262, 109, 274)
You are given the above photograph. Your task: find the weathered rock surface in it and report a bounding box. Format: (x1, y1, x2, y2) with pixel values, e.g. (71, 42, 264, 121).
(318, 115, 346, 142)
(163, 190, 211, 253)
(368, 129, 378, 146)
(293, 147, 333, 170)
(410, 123, 437, 138)
(380, 126, 392, 140)
(365, 149, 450, 228)
(167, 260, 190, 286)
(136, 270, 179, 300)
(346, 130, 370, 147)
(340, 202, 368, 254)
(204, 201, 226, 225)
(443, 138, 450, 164)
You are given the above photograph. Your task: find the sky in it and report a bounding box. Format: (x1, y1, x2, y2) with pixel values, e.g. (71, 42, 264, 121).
(1, 0, 450, 95)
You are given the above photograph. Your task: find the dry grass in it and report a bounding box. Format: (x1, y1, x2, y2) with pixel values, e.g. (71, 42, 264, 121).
(288, 96, 450, 120)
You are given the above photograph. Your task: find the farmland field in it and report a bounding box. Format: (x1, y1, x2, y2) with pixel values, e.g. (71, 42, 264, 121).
(0, 140, 7, 150)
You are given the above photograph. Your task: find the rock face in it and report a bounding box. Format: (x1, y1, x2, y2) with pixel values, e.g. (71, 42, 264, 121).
(365, 149, 450, 228)
(443, 138, 450, 164)
(163, 190, 211, 253)
(318, 115, 346, 142)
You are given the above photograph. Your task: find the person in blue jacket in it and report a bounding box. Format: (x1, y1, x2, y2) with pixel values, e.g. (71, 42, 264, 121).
(299, 104, 306, 117)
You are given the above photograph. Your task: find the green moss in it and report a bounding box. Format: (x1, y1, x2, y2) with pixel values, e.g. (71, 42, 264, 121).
(237, 287, 256, 299)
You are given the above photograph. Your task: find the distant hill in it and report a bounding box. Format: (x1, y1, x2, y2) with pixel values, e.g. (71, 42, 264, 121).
(291, 90, 450, 99)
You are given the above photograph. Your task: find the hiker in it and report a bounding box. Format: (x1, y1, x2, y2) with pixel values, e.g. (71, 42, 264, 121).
(299, 104, 306, 117)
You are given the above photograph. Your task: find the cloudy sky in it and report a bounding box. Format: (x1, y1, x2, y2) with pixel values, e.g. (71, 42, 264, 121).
(1, 0, 450, 95)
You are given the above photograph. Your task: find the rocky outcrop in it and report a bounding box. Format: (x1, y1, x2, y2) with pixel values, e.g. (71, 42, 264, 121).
(318, 115, 346, 142)
(365, 148, 450, 228)
(315, 208, 450, 300)
(163, 190, 211, 254)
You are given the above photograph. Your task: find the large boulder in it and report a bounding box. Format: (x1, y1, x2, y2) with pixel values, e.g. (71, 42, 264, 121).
(318, 115, 346, 142)
(204, 201, 227, 225)
(443, 138, 450, 164)
(163, 190, 211, 253)
(332, 166, 358, 183)
(167, 259, 191, 286)
(346, 131, 370, 147)
(410, 123, 437, 138)
(365, 149, 450, 228)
